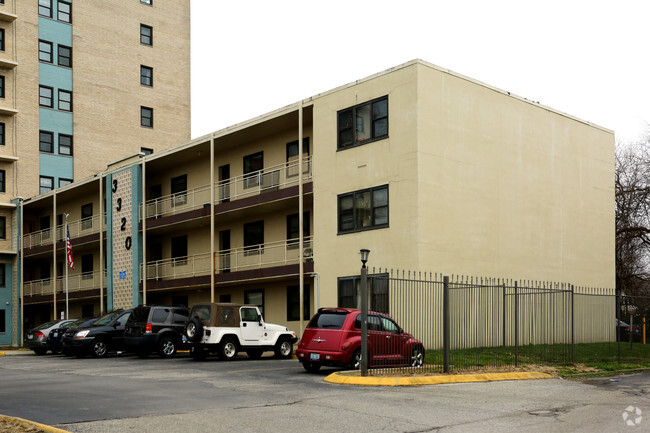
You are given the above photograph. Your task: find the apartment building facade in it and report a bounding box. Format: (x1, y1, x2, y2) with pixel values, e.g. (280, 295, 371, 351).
(10, 60, 615, 344)
(0, 0, 190, 344)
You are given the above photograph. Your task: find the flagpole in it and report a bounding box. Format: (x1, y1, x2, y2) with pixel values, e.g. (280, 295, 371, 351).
(65, 213, 69, 320)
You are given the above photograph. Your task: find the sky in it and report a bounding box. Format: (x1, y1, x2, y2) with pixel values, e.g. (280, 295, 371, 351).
(191, 0, 649, 145)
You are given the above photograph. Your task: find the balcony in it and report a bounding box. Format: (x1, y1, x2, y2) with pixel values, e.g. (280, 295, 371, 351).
(143, 237, 313, 282)
(22, 214, 105, 249)
(23, 271, 107, 298)
(142, 157, 312, 219)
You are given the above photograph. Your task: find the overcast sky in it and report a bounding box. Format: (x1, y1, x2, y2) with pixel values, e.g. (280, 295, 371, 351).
(191, 0, 649, 144)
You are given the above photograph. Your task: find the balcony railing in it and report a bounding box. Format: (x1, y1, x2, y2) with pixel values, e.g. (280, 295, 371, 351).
(143, 237, 313, 281)
(23, 271, 107, 297)
(142, 157, 312, 219)
(22, 213, 106, 249)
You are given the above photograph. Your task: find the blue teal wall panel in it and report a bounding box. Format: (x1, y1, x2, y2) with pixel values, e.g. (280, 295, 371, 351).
(131, 165, 143, 307)
(38, 63, 72, 90)
(0, 260, 14, 345)
(105, 174, 113, 312)
(39, 153, 73, 183)
(38, 18, 72, 46)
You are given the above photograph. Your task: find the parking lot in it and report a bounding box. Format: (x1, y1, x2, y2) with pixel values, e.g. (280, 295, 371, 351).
(1, 351, 649, 433)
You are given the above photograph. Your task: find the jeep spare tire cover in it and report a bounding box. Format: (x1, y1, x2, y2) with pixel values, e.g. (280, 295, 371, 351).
(186, 318, 204, 343)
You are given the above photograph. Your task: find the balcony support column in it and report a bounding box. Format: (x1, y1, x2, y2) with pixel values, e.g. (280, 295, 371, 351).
(141, 160, 147, 306)
(52, 194, 57, 320)
(99, 175, 104, 314)
(298, 103, 304, 336)
(210, 134, 215, 303)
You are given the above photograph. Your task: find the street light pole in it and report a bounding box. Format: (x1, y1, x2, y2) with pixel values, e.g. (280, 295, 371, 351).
(360, 249, 370, 377)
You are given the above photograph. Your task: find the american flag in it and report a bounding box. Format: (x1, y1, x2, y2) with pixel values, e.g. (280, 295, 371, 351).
(66, 225, 74, 269)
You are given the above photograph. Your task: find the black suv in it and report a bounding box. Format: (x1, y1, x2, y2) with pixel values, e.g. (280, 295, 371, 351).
(124, 305, 190, 358)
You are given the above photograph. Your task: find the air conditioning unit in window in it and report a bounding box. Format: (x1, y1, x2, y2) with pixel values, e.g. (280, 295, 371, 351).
(303, 248, 313, 263)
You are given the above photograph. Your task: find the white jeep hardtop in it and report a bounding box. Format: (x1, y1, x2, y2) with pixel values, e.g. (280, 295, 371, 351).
(185, 303, 297, 360)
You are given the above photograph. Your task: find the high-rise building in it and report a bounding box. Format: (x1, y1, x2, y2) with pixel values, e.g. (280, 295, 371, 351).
(0, 0, 190, 344)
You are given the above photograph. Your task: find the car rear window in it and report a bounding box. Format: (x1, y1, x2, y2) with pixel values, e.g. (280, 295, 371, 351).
(128, 307, 150, 323)
(191, 305, 211, 321)
(307, 311, 348, 329)
(151, 308, 169, 323)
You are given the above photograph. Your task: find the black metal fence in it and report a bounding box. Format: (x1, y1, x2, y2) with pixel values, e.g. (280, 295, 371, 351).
(359, 269, 645, 375)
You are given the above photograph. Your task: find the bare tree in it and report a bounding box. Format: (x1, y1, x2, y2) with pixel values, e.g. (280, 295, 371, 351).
(616, 141, 650, 305)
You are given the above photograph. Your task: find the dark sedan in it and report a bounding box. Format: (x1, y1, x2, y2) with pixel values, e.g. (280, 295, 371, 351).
(48, 317, 97, 355)
(62, 309, 132, 358)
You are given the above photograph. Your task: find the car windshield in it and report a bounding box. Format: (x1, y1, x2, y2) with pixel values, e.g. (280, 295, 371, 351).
(34, 320, 59, 330)
(65, 319, 90, 328)
(307, 311, 348, 329)
(92, 311, 122, 327)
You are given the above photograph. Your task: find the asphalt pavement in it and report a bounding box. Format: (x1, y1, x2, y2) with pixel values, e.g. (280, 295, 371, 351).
(1, 351, 649, 432)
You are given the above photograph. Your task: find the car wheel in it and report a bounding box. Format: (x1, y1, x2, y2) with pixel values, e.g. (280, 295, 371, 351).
(91, 339, 108, 358)
(302, 361, 321, 373)
(219, 337, 238, 360)
(350, 349, 362, 370)
(186, 318, 203, 343)
(274, 338, 293, 359)
(33, 348, 47, 356)
(158, 336, 177, 359)
(410, 346, 424, 367)
(190, 346, 206, 361)
(246, 349, 263, 360)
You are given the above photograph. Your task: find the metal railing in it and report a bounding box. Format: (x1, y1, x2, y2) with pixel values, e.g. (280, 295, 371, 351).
(22, 214, 106, 249)
(143, 237, 313, 281)
(142, 157, 312, 219)
(23, 271, 107, 297)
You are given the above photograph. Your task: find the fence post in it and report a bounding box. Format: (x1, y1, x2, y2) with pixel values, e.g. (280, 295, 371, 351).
(616, 292, 621, 363)
(443, 276, 450, 373)
(514, 281, 518, 367)
(502, 283, 506, 349)
(571, 284, 575, 363)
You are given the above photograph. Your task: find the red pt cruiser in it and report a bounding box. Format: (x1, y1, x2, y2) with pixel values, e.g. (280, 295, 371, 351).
(297, 308, 425, 373)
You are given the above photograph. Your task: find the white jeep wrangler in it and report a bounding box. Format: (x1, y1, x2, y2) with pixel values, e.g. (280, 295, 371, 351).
(185, 303, 297, 361)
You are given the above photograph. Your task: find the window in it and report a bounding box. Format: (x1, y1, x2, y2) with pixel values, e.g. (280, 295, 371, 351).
(57, 1, 71, 23)
(141, 0, 152, 4)
(170, 174, 187, 206)
(338, 185, 389, 233)
(171, 235, 187, 265)
(337, 96, 388, 149)
(82, 304, 94, 318)
(140, 65, 153, 86)
(38, 0, 52, 17)
(59, 134, 72, 155)
(0, 310, 4, 333)
(0, 122, 5, 146)
(58, 45, 72, 67)
(140, 24, 153, 46)
(59, 178, 72, 187)
(0, 216, 5, 239)
(243, 220, 264, 255)
(39, 130, 54, 153)
(39, 176, 53, 194)
(243, 151, 263, 188)
(286, 138, 310, 177)
(286, 212, 310, 248)
(337, 274, 389, 313)
(39, 86, 53, 108)
(81, 254, 93, 278)
(244, 289, 264, 317)
(0, 29, 5, 52)
(38, 40, 53, 63)
(0, 170, 4, 192)
(58, 89, 72, 111)
(141, 106, 153, 127)
(0, 75, 5, 98)
(140, 147, 153, 155)
(81, 203, 92, 229)
(287, 285, 310, 321)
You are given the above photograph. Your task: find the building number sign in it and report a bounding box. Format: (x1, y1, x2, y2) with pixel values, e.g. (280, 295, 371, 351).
(113, 178, 132, 251)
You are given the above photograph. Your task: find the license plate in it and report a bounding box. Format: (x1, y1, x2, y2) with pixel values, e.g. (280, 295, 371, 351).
(27, 334, 33, 340)
(52, 332, 58, 338)
(310, 353, 320, 361)
(182, 335, 187, 343)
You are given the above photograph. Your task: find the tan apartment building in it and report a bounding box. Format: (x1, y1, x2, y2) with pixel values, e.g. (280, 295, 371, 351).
(11, 60, 615, 344)
(0, 0, 190, 344)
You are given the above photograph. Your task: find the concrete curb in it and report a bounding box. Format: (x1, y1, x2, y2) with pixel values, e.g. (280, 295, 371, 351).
(0, 414, 71, 433)
(0, 350, 32, 356)
(324, 371, 553, 386)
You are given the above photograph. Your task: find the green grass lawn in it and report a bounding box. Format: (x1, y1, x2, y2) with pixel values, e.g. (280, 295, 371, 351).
(422, 342, 650, 374)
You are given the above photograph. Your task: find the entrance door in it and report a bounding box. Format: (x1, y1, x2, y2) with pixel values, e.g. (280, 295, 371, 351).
(218, 164, 230, 203)
(219, 230, 230, 273)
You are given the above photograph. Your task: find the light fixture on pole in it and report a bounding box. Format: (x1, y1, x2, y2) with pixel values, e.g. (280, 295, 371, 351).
(359, 248, 370, 376)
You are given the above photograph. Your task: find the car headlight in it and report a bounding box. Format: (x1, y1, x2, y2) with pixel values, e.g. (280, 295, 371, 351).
(75, 330, 90, 338)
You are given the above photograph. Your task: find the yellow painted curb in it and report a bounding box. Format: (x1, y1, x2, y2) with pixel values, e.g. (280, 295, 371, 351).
(324, 371, 552, 386)
(0, 351, 4, 356)
(0, 414, 72, 433)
